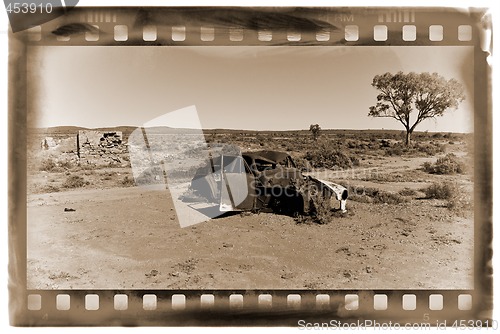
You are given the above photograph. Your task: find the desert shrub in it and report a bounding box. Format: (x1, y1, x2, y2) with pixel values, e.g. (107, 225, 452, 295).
(379, 139, 392, 148)
(308, 195, 333, 224)
(62, 175, 86, 188)
(383, 141, 445, 157)
(121, 176, 135, 187)
(348, 193, 374, 204)
(385, 146, 405, 156)
(421, 182, 468, 210)
(295, 194, 346, 224)
(41, 184, 60, 193)
(341, 183, 407, 204)
(304, 143, 359, 169)
(371, 190, 407, 204)
(422, 182, 457, 200)
(422, 153, 465, 175)
(414, 143, 446, 156)
(398, 187, 418, 197)
(40, 158, 74, 172)
(347, 140, 364, 149)
(293, 156, 313, 172)
(39, 158, 56, 172)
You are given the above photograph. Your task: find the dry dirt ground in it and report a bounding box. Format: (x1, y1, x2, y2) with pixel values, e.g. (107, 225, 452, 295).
(27, 154, 473, 290)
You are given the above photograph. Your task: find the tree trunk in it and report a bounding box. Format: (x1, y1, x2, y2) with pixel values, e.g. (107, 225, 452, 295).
(405, 130, 412, 146)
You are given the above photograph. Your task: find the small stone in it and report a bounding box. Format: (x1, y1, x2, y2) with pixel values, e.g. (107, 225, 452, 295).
(145, 269, 159, 278)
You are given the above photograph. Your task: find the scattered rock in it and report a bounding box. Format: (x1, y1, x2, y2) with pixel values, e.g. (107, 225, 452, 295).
(335, 246, 351, 256)
(145, 269, 159, 278)
(343, 270, 353, 278)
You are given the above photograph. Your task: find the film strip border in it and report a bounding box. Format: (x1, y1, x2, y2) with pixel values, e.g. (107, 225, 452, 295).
(15, 7, 482, 46)
(24, 22, 476, 44)
(23, 290, 484, 326)
(10, 6, 492, 326)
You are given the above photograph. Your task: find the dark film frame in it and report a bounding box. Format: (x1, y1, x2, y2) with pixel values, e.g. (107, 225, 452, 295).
(8, 6, 492, 326)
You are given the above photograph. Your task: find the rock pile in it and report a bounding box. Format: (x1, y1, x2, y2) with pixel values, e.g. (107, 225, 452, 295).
(77, 130, 127, 165)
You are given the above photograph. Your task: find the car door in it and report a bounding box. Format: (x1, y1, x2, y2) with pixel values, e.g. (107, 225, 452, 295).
(219, 155, 256, 211)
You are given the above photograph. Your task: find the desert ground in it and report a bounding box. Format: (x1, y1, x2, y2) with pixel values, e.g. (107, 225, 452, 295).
(27, 128, 474, 289)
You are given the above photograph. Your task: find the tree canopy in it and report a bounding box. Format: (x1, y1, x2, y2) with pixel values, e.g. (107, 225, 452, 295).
(309, 124, 321, 141)
(368, 72, 465, 145)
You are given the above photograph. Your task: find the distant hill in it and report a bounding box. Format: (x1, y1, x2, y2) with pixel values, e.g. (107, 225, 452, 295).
(34, 126, 467, 138)
(31, 126, 87, 134)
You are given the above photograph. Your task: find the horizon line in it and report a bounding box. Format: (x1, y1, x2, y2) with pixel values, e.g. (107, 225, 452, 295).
(30, 125, 473, 134)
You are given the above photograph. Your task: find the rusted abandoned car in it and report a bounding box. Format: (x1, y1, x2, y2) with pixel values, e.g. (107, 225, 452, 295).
(185, 150, 347, 216)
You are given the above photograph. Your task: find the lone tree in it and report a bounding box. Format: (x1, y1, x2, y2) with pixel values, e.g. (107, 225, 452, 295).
(369, 72, 465, 146)
(309, 124, 321, 141)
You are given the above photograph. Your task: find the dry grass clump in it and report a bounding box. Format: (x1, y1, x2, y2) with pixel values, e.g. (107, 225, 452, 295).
(342, 184, 408, 205)
(304, 142, 359, 170)
(421, 182, 469, 210)
(422, 153, 465, 175)
(62, 175, 87, 188)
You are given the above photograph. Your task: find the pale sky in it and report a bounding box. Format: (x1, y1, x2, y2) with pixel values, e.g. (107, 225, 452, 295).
(28, 45, 474, 132)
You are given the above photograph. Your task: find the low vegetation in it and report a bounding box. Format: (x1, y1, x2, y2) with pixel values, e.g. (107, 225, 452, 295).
(304, 142, 359, 170)
(39, 158, 57, 172)
(30, 129, 472, 218)
(342, 184, 408, 204)
(422, 182, 457, 200)
(307, 195, 335, 224)
(421, 182, 467, 210)
(41, 184, 60, 193)
(384, 142, 445, 157)
(422, 153, 465, 175)
(295, 194, 347, 225)
(62, 175, 87, 189)
(39, 158, 73, 172)
(398, 187, 418, 197)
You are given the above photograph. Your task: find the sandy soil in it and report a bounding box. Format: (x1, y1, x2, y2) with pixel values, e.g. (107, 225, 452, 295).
(27, 185, 473, 290)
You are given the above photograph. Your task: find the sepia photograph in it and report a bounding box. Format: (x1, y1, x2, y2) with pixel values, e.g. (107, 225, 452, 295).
(25, 43, 475, 291)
